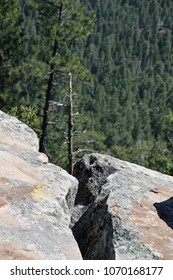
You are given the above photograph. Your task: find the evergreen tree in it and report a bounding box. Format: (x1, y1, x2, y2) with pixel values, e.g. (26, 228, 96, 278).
(0, 0, 23, 108)
(31, 0, 94, 155)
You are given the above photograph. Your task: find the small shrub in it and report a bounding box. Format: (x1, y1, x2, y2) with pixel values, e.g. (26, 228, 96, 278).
(9, 105, 41, 136)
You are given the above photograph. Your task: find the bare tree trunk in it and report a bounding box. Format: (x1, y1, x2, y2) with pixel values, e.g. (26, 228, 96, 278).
(67, 72, 74, 174)
(39, 3, 63, 153)
(39, 40, 58, 153)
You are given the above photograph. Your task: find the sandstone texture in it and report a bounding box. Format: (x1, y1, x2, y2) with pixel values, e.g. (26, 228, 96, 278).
(0, 110, 81, 260)
(72, 153, 173, 260)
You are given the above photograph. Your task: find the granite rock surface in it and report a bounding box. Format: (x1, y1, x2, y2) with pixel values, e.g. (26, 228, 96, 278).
(2, 109, 173, 260)
(72, 153, 173, 260)
(0, 110, 81, 260)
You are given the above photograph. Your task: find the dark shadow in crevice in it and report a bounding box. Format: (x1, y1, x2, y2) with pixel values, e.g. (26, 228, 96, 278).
(154, 197, 173, 230)
(72, 191, 116, 260)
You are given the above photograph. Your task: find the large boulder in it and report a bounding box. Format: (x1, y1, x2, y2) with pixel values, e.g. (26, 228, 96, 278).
(0, 110, 81, 259)
(72, 153, 173, 260)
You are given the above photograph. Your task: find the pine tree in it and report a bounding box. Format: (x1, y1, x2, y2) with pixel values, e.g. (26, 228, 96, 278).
(30, 0, 94, 157)
(0, 0, 23, 108)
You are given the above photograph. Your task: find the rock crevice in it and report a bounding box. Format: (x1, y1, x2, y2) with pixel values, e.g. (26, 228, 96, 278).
(72, 153, 173, 260)
(1, 110, 173, 260)
(71, 154, 116, 259)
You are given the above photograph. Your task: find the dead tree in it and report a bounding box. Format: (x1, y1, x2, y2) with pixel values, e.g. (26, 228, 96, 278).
(67, 72, 74, 174)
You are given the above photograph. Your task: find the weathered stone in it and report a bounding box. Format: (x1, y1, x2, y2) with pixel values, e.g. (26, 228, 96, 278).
(0, 110, 81, 260)
(72, 153, 173, 260)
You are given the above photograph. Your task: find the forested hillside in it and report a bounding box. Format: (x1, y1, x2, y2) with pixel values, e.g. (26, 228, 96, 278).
(78, 0, 173, 174)
(1, 0, 173, 174)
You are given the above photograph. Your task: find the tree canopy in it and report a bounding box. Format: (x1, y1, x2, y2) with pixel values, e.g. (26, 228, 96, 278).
(1, 0, 173, 174)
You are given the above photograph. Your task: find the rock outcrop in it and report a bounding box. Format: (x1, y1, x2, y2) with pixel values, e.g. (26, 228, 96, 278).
(1, 109, 173, 260)
(72, 153, 173, 260)
(0, 110, 81, 259)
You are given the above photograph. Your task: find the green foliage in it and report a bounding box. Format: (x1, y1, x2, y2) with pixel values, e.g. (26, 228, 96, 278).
(111, 141, 173, 175)
(2, 0, 173, 174)
(9, 105, 41, 136)
(0, 1, 23, 108)
(74, 0, 173, 175)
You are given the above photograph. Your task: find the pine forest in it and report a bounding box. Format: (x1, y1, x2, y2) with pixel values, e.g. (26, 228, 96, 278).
(1, 0, 173, 175)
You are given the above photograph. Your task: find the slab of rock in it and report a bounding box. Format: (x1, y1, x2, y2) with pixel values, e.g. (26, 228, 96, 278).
(72, 153, 173, 260)
(0, 110, 81, 260)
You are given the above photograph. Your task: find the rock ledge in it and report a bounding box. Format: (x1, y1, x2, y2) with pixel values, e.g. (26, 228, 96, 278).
(72, 153, 173, 260)
(0, 110, 81, 260)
